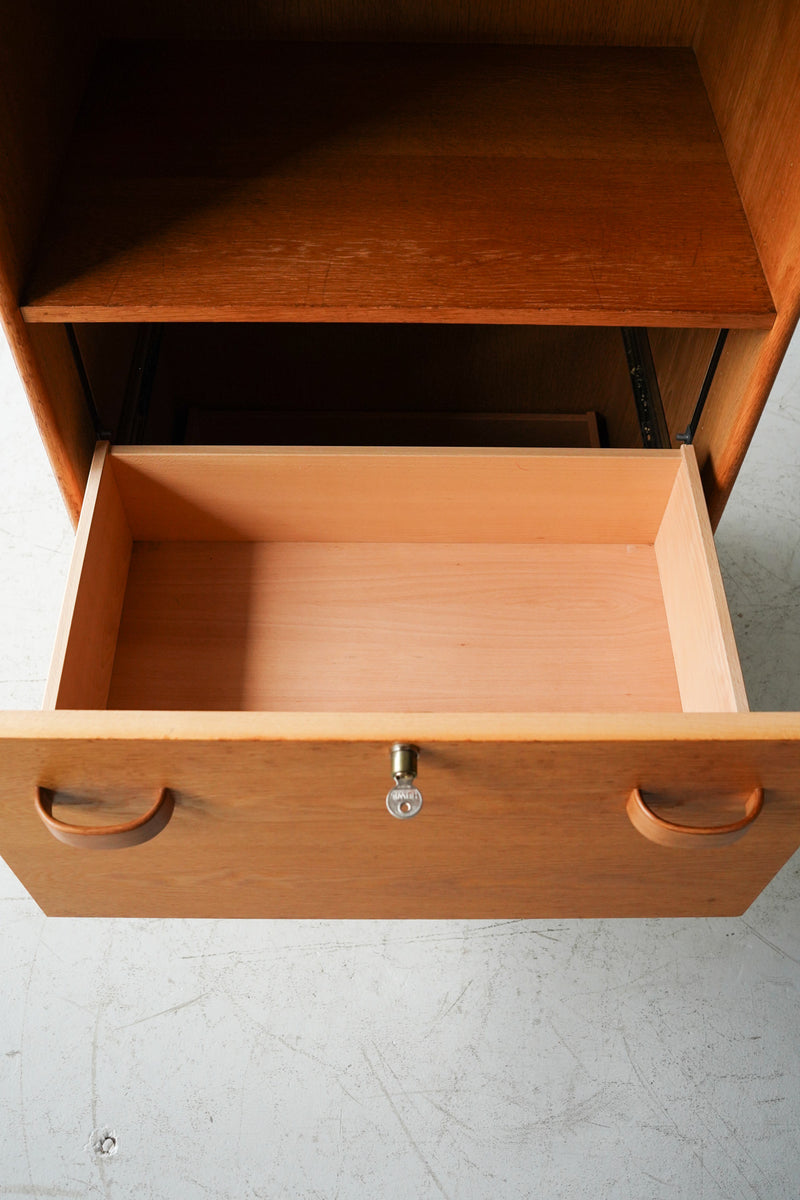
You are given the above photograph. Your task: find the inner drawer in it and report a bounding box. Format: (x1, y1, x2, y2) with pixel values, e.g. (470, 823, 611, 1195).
(45, 445, 747, 716)
(73, 323, 731, 453)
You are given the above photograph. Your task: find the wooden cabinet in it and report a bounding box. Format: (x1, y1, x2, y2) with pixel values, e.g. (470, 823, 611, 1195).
(2, 1, 800, 915)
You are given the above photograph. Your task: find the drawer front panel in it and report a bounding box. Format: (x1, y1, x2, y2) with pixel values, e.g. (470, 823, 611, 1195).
(1, 713, 798, 918)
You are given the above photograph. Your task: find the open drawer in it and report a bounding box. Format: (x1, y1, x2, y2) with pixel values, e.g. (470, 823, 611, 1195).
(1, 443, 799, 917)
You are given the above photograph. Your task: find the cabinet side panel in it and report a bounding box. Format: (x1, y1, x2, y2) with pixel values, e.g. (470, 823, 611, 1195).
(649, 328, 720, 443)
(694, 2, 800, 522)
(0, 2, 96, 520)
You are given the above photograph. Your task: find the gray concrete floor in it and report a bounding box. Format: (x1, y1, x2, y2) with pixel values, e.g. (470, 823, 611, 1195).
(0, 329, 799, 1198)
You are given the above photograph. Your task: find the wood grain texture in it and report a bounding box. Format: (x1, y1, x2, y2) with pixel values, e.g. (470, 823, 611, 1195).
(22, 43, 773, 328)
(0, 3, 96, 519)
(654, 447, 747, 712)
(693, 1, 800, 522)
(45, 444, 133, 710)
(0, 710, 798, 917)
(93, 0, 702, 44)
(107, 447, 682, 544)
(3, 323, 96, 524)
(105, 541, 681, 713)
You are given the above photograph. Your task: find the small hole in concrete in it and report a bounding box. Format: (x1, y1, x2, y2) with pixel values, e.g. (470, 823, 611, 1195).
(87, 1129, 118, 1158)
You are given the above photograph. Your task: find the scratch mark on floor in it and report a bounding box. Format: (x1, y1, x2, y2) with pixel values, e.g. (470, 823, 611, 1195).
(362, 1048, 453, 1200)
(740, 920, 800, 968)
(422, 1093, 480, 1137)
(614, 961, 674, 991)
(90, 1005, 101, 1130)
(185, 1177, 216, 1196)
(689, 1094, 769, 1194)
(18, 923, 44, 1196)
(643, 1168, 673, 1187)
(115, 992, 209, 1029)
(90, 984, 113, 1200)
(54, 994, 95, 1014)
(235, 1037, 260, 1163)
(180, 951, 252, 960)
(268, 1032, 363, 1106)
(547, 1016, 589, 1074)
(440, 979, 473, 1021)
(183, 922, 568, 958)
(223, 990, 363, 1107)
(0, 1187, 85, 1197)
(621, 1034, 741, 1199)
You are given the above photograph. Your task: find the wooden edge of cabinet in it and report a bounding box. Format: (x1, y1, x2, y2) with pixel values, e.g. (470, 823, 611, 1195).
(0, 299, 94, 524)
(107, 444, 681, 460)
(18, 306, 778, 328)
(3, 710, 800, 742)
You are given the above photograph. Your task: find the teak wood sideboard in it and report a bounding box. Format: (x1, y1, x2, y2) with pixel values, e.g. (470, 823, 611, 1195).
(2, 0, 800, 918)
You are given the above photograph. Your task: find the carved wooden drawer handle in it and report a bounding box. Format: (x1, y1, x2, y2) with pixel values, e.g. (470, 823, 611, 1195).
(627, 786, 763, 848)
(35, 787, 174, 849)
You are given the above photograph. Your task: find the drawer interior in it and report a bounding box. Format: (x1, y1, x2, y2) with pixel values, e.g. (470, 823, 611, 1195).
(74, 322, 729, 452)
(106, 540, 675, 712)
(45, 446, 747, 715)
